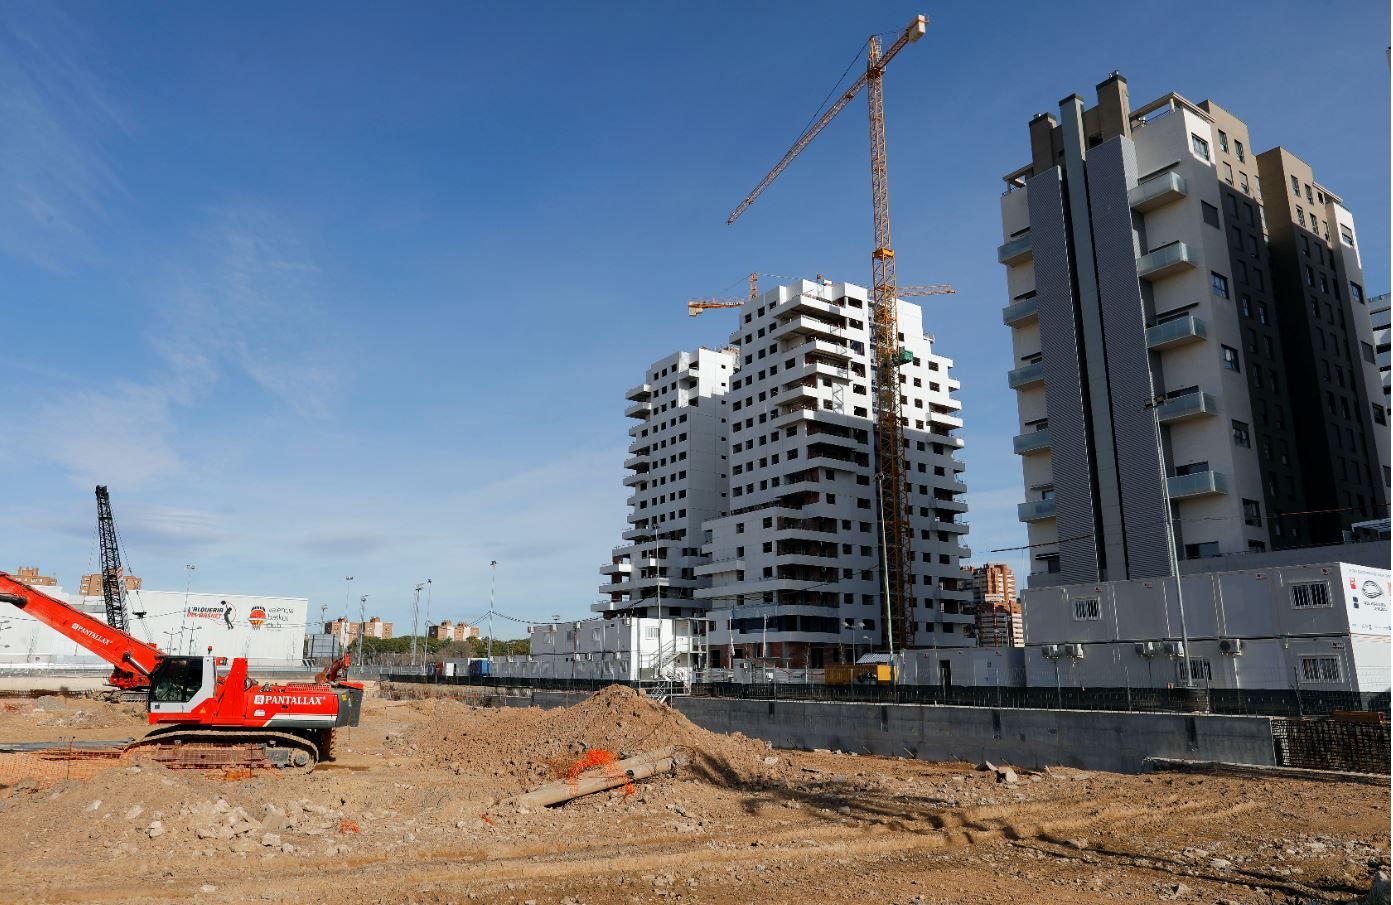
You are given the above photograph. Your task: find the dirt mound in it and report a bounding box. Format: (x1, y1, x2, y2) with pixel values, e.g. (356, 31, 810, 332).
(409, 686, 773, 791)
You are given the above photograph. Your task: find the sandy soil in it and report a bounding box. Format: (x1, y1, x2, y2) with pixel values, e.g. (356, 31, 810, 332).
(0, 686, 1385, 905)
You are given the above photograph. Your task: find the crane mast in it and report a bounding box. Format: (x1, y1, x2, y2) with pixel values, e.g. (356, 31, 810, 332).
(866, 34, 915, 653)
(95, 485, 133, 633)
(726, 14, 931, 654)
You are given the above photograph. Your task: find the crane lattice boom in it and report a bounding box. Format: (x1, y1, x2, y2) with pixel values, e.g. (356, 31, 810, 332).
(95, 485, 130, 634)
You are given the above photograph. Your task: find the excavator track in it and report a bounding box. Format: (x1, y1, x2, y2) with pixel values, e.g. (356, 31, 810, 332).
(126, 727, 320, 775)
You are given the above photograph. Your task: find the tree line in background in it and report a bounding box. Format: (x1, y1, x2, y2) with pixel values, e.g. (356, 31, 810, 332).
(346, 634, 530, 665)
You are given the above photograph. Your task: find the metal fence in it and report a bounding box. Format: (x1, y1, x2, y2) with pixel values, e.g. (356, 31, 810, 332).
(382, 672, 1390, 718)
(1272, 718, 1391, 774)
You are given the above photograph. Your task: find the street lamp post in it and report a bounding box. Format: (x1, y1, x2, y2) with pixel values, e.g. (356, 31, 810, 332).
(356, 594, 369, 669)
(343, 577, 354, 657)
(424, 578, 433, 644)
(1145, 395, 1194, 689)
(411, 583, 424, 668)
(488, 561, 497, 660)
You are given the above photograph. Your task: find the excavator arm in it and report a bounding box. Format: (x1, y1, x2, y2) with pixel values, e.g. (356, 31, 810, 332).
(0, 572, 162, 680)
(314, 652, 351, 684)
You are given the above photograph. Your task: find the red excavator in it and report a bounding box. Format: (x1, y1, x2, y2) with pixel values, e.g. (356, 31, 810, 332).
(0, 572, 363, 771)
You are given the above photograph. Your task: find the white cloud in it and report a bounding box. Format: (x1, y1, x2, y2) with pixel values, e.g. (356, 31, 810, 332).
(27, 383, 182, 488)
(12, 202, 342, 488)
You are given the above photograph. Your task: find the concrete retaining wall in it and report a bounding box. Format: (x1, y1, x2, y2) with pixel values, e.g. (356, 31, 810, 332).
(671, 697, 1278, 774)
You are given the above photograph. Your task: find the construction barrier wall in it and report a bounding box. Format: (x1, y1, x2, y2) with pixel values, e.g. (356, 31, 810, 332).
(670, 696, 1279, 774)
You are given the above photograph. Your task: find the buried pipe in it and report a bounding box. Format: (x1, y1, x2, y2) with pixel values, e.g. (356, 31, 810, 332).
(516, 747, 677, 808)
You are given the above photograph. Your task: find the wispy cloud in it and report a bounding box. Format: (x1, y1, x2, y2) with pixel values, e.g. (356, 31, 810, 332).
(27, 382, 182, 488)
(0, 7, 128, 271)
(157, 203, 340, 417)
(14, 202, 341, 488)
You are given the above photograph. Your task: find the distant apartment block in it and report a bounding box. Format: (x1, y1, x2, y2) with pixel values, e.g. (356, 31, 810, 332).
(967, 563, 1023, 648)
(427, 620, 480, 642)
(999, 73, 1389, 587)
(325, 616, 392, 646)
(12, 566, 56, 588)
(699, 279, 971, 668)
(78, 571, 141, 596)
(597, 346, 739, 619)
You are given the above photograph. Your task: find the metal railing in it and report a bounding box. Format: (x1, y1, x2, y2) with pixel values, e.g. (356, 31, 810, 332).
(380, 672, 1389, 719)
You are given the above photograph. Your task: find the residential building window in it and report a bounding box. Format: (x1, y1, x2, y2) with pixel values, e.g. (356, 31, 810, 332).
(1177, 658, 1213, 683)
(1191, 134, 1210, 160)
(1305, 184, 1313, 203)
(1231, 420, 1250, 448)
(1221, 345, 1240, 372)
(1340, 224, 1355, 246)
(1300, 656, 1341, 683)
(1211, 272, 1230, 298)
(1373, 403, 1386, 426)
(1217, 129, 1229, 152)
(1242, 498, 1262, 526)
(1290, 582, 1331, 609)
(1234, 139, 1244, 161)
(1239, 172, 1249, 194)
(1295, 205, 1305, 227)
(1290, 175, 1300, 196)
(1201, 201, 1220, 227)
(1221, 161, 1233, 184)
(1184, 542, 1220, 559)
(1350, 282, 1364, 304)
(1258, 302, 1268, 325)
(1072, 597, 1101, 621)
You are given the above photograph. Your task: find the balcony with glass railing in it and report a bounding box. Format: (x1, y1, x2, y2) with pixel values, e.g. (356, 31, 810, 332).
(1128, 171, 1188, 212)
(998, 232, 1033, 266)
(1002, 295, 1039, 326)
(1013, 428, 1052, 456)
(1167, 470, 1229, 499)
(1154, 391, 1218, 424)
(1007, 360, 1045, 390)
(1018, 498, 1057, 522)
(1146, 314, 1207, 350)
(1136, 241, 1197, 281)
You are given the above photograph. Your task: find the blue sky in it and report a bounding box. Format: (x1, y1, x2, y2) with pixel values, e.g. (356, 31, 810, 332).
(1, 1, 1387, 636)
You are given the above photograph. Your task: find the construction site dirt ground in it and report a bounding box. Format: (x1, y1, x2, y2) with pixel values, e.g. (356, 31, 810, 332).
(0, 685, 1386, 905)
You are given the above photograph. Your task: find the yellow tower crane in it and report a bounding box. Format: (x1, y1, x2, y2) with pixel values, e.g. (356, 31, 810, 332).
(687, 272, 759, 317)
(726, 13, 937, 657)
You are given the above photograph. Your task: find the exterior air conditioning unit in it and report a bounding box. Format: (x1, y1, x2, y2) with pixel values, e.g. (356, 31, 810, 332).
(1162, 641, 1186, 658)
(1041, 644, 1063, 660)
(1064, 643, 1085, 659)
(1218, 637, 1245, 655)
(1135, 641, 1161, 657)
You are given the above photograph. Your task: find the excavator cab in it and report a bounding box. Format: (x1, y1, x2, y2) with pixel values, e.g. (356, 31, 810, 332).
(148, 656, 217, 715)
